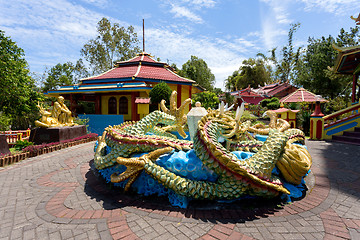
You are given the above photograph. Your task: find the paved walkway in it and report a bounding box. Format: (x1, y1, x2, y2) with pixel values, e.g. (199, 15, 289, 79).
(0, 140, 359, 240)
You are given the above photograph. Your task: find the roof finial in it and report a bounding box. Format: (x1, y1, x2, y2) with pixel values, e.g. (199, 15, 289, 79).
(142, 19, 145, 52)
(350, 13, 360, 25)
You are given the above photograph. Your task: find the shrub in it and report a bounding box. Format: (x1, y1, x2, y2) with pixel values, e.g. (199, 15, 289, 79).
(149, 82, 172, 105)
(260, 97, 280, 110)
(14, 140, 33, 151)
(191, 91, 219, 109)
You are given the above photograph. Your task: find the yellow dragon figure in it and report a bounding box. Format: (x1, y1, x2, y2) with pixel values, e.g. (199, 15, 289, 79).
(94, 91, 312, 202)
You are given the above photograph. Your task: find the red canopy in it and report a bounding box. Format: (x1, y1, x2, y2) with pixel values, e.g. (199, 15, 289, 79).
(280, 88, 327, 103)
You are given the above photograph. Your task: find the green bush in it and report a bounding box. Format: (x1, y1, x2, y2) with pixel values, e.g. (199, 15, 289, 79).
(74, 117, 90, 133)
(240, 110, 258, 122)
(191, 91, 219, 109)
(149, 82, 172, 105)
(260, 97, 280, 110)
(14, 140, 33, 151)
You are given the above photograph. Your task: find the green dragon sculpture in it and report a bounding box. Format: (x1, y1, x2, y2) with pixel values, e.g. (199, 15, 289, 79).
(94, 91, 312, 202)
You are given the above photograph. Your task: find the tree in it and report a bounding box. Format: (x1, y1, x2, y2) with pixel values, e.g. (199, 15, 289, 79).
(41, 60, 90, 92)
(191, 91, 219, 110)
(179, 56, 215, 91)
(149, 82, 172, 105)
(224, 58, 272, 91)
(260, 97, 280, 110)
(212, 87, 223, 96)
(259, 23, 302, 83)
(0, 30, 44, 129)
(336, 26, 360, 47)
(42, 62, 76, 92)
(295, 27, 359, 99)
(81, 17, 140, 74)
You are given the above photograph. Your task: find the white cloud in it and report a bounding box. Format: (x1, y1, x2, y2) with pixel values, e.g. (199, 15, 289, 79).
(259, 0, 292, 50)
(162, 0, 216, 24)
(146, 28, 253, 89)
(0, 0, 257, 90)
(79, 0, 108, 8)
(298, 0, 358, 15)
(0, 0, 129, 73)
(182, 0, 217, 9)
(169, 3, 204, 23)
(260, 0, 292, 24)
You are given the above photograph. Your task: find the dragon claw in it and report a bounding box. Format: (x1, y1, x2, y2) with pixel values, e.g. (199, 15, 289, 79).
(160, 91, 190, 138)
(110, 147, 174, 191)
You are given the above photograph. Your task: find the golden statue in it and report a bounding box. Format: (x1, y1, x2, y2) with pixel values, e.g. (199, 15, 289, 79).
(35, 96, 76, 128)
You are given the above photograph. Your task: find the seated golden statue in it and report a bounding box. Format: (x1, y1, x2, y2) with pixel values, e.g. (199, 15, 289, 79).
(35, 96, 76, 128)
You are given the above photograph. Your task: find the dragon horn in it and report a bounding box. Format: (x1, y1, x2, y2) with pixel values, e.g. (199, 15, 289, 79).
(169, 91, 177, 112)
(235, 106, 241, 121)
(160, 99, 169, 113)
(178, 98, 191, 118)
(235, 102, 244, 122)
(220, 101, 225, 115)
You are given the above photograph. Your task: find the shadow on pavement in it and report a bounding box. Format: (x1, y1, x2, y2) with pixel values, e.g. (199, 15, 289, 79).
(307, 140, 360, 200)
(83, 160, 311, 223)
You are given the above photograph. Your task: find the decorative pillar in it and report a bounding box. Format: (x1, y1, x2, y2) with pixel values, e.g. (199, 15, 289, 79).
(352, 74, 357, 103)
(131, 92, 140, 121)
(69, 94, 78, 116)
(95, 95, 101, 114)
(177, 85, 182, 108)
(357, 74, 360, 102)
(189, 85, 192, 111)
(310, 101, 324, 140)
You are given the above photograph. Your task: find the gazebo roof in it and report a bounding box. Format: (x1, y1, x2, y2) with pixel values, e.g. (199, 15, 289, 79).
(332, 44, 360, 75)
(280, 88, 327, 103)
(272, 107, 299, 114)
(81, 52, 195, 84)
(255, 82, 297, 97)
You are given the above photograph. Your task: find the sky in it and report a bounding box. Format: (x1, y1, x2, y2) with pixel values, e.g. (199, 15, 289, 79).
(1, 0, 359, 90)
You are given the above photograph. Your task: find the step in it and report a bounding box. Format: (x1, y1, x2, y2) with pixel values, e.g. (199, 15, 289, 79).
(355, 127, 360, 132)
(343, 131, 360, 137)
(332, 135, 360, 146)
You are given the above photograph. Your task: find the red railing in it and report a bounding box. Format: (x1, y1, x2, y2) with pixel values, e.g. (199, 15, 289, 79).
(0, 129, 31, 146)
(323, 103, 360, 128)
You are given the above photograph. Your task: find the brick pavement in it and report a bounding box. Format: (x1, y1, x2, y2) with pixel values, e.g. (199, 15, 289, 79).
(0, 140, 359, 239)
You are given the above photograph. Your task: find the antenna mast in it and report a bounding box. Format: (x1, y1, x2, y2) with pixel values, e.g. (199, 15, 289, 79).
(142, 19, 145, 52)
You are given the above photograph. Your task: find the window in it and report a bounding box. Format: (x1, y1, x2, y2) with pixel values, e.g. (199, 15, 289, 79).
(108, 97, 117, 114)
(119, 96, 128, 114)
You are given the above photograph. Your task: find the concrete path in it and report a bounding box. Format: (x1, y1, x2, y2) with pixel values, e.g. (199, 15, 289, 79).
(0, 140, 359, 240)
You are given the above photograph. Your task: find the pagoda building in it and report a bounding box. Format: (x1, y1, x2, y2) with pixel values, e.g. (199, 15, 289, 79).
(332, 44, 360, 103)
(46, 52, 202, 121)
(254, 82, 298, 99)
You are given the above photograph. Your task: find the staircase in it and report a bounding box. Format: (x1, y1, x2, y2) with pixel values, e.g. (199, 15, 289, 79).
(332, 127, 360, 145)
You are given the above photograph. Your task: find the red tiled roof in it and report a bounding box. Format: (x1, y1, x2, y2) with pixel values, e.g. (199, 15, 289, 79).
(268, 82, 295, 96)
(135, 97, 150, 104)
(255, 82, 297, 97)
(241, 96, 264, 105)
(236, 87, 265, 105)
(237, 87, 263, 97)
(272, 107, 299, 113)
(82, 52, 194, 84)
(280, 88, 328, 103)
(136, 64, 193, 82)
(85, 65, 138, 80)
(117, 52, 158, 64)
